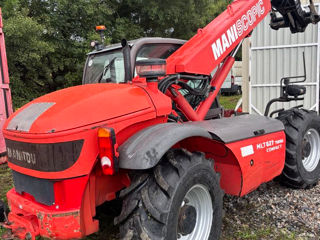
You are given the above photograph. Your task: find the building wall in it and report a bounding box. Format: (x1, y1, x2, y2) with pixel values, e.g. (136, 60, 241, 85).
(302, 0, 320, 4)
(245, 3, 319, 115)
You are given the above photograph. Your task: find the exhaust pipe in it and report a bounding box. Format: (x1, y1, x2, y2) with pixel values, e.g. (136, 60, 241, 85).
(121, 39, 133, 83)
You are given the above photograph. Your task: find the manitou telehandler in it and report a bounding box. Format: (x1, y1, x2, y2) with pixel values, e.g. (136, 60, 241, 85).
(1, 0, 320, 239)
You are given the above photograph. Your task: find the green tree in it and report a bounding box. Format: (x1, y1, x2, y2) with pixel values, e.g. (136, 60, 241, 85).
(0, 0, 230, 108)
(18, 0, 114, 89)
(1, 1, 54, 107)
(113, 0, 231, 40)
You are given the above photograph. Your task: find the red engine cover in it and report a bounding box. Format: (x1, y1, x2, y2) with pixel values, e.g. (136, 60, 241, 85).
(4, 84, 156, 134)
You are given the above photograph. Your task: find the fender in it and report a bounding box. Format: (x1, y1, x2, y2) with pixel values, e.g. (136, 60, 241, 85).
(118, 115, 284, 170)
(118, 123, 211, 170)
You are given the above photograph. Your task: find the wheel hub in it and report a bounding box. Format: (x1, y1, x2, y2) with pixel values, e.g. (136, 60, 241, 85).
(177, 184, 213, 240)
(302, 128, 320, 172)
(303, 140, 311, 158)
(178, 205, 197, 236)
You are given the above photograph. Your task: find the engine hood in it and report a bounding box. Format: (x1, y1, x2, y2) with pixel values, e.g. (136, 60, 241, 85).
(4, 84, 155, 134)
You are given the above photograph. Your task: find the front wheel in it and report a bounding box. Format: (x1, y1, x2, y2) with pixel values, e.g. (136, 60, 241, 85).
(115, 149, 223, 240)
(278, 109, 320, 188)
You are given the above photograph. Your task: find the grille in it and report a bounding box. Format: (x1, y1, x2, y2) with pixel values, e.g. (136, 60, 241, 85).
(6, 139, 84, 172)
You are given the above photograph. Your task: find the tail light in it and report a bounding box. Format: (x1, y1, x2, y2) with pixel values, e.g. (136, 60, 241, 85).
(98, 128, 118, 175)
(231, 75, 235, 86)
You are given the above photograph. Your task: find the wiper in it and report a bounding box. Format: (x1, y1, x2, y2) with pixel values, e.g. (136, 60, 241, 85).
(95, 57, 117, 83)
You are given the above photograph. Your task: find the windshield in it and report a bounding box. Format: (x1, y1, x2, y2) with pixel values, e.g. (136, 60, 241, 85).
(83, 43, 182, 84)
(83, 49, 124, 84)
(136, 44, 180, 60)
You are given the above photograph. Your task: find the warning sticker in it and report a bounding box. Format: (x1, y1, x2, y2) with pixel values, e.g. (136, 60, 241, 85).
(241, 145, 254, 157)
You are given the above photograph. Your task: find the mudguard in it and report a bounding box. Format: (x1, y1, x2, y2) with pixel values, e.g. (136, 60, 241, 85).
(118, 115, 284, 170)
(118, 123, 211, 170)
(190, 114, 285, 143)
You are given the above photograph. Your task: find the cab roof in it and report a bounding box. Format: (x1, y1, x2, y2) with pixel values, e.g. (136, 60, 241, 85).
(88, 37, 186, 55)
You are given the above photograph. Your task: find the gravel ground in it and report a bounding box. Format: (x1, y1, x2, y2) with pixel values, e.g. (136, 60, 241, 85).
(222, 180, 320, 240)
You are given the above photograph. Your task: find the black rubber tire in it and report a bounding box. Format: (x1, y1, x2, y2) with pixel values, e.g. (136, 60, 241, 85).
(277, 108, 320, 188)
(115, 149, 223, 240)
(236, 87, 242, 96)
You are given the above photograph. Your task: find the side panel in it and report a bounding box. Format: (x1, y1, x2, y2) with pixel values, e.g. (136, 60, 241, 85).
(180, 131, 285, 196)
(180, 137, 242, 196)
(227, 131, 286, 196)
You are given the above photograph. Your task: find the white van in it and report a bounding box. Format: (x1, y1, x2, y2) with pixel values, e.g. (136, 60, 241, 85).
(221, 61, 242, 95)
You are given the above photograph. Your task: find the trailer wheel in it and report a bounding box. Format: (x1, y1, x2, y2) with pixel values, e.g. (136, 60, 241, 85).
(277, 109, 320, 188)
(115, 149, 223, 240)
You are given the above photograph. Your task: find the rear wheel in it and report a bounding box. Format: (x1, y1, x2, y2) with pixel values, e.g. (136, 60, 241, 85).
(115, 149, 223, 240)
(277, 109, 320, 188)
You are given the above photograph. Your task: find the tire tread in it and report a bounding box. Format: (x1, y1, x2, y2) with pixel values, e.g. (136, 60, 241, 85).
(277, 109, 320, 188)
(116, 149, 222, 240)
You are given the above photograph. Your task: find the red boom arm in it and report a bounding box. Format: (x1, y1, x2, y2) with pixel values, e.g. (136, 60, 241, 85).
(167, 0, 271, 76)
(165, 0, 271, 121)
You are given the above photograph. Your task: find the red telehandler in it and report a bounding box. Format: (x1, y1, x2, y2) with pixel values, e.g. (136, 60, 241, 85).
(1, 0, 320, 239)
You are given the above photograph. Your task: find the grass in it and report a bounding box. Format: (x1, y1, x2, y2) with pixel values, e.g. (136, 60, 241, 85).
(0, 164, 13, 203)
(0, 227, 6, 237)
(0, 164, 13, 238)
(230, 226, 297, 240)
(219, 94, 242, 110)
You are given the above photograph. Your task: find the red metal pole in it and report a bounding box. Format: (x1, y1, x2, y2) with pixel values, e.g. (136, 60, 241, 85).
(167, 56, 235, 121)
(197, 56, 235, 120)
(0, 8, 13, 164)
(167, 90, 201, 121)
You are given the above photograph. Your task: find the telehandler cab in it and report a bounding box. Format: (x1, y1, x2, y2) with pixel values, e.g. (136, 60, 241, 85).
(1, 0, 320, 239)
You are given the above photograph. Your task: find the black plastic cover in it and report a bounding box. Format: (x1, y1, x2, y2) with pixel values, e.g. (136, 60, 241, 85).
(190, 114, 284, 143)
(12, 170, 55, 206)
(6, 139, 84, 172)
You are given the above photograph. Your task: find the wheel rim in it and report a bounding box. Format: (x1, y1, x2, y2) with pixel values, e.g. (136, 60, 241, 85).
(302, 128, 320, 172)
(177, 184, 213, 240)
